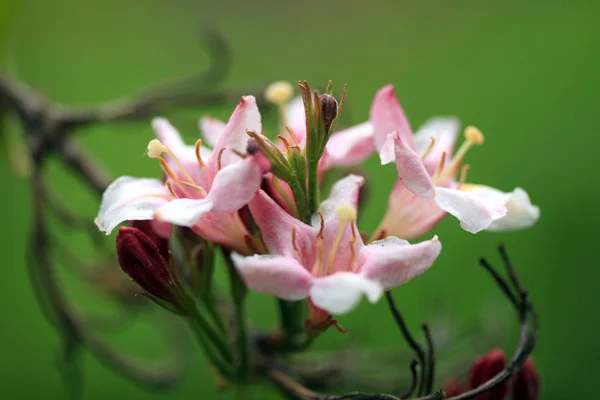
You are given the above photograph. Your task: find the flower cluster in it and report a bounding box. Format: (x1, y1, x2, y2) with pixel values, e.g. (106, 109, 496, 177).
(95, 80, 539, 330)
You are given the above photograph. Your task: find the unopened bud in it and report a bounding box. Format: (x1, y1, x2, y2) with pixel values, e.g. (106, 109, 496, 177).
(512, 358, 540, 400)
(469, 349, 507, 400)
(319, 93, 338, 135)
(129, 220, 170, 260)
(116, 226, 179, 307)
(443, 378, 464, 397)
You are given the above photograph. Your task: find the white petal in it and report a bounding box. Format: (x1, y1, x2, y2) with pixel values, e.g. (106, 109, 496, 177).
(95, 176, 170, 234)
(463, 185, 540, 232)
(379, 132, 396, 165)
(324, 122, 374, 167)
(435, 187, 507, 233)
(199, 117, 226, 148)
(286, 96, 307, 143)
(413, 117, 460, 173)
(154, 198, 213, 227)
(232, 253, 314, 301)
(360, 236, 441, 290)
(309, 272, 383, 315)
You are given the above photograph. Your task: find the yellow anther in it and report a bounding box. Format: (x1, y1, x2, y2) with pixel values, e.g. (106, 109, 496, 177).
(436, 126, 484, 184)
(336, 204, 357, 222)
(265, 81, 294, 106)
(464, 126, 484, 145)
(147, 139, 165, 159)
(149, 139, 195, 184)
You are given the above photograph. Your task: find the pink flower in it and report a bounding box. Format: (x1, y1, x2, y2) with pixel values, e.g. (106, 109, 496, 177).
(95, 96, 264, 254)
(371, 85, 539, 239)
(232, 174, 441, 321)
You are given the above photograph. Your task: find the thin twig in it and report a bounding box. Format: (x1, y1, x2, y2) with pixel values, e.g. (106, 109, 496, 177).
(422, 324, 435, 395)
(399, 360, 418, 399)
(384, 291, 426, 396)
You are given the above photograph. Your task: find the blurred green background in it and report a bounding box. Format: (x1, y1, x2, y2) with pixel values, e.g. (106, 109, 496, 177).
(1, 0, 597, 398)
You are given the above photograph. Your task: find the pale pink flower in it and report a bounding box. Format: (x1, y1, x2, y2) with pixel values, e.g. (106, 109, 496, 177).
(95, 96, 265, 254)
(232, 175, 441, 322)
(371, 85, 539, 239)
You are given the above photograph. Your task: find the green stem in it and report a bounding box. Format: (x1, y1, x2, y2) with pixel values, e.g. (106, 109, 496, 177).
(277, 299, 306, 346)
(288, 176, 310, 222)
(190, 307, 234, 366)
(307, 158, 319, 216)
(187, 316, 234, 378)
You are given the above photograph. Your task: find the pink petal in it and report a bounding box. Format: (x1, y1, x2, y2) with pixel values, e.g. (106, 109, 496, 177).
(376, 180, 446, 240)
(152, 118, 211, 184)
(199, 117, 226, 148)
(193, 211, 252, 255)
(435, 187, 508, 233)
(462, 185, 540, 232)
(379, 132, 395, 165)
(322, 122, 374, 170)
(95, 176, 170, 235)
(370, 84, 414, 152)
(206, 157, 263, 213)
(393, 132, 435, 197)
(413, 117, 460, 174)
(210, 95, 262, 171)
(309, 272, 383, 315)
(154, 198, 213, 227)
(286, 96, 307, 143)
(249, 190, 318, 264)
(232, 253, 314, 301)
(359, 236, 441, 290)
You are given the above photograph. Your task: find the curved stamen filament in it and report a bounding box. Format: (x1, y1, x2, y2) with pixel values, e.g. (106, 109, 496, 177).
(316, 212, 325, 239)
(437, 126, 484, 183)
(148, 139, 195, 184)
(194, 139, 206, 168)
(420, 136, 436, 161)
(326, 205, 357, 275)
(159, 158, 207, 198)
(349, 223, 358, 272)
(217, 148, 226, 171)
(432, 152, 447, 183)
(458, 164, 471, 189)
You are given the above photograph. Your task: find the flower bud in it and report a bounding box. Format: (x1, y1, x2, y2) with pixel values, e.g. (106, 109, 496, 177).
(116, 226, 178, 306)
(469, 349, 507, 400)
(443, 378, 464, 397)
(129, 220, 169, 261)
(512, 358, 540, 400)
(319, 93, 338, 135)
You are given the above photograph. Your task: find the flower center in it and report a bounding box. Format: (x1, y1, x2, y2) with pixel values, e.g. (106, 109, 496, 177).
(147, 139, 207, 198)
(433, 126, 484, 185)
(311, 205, 358, 277)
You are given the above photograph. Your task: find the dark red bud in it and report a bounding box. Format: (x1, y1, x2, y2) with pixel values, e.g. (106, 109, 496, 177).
(319, 93, 338, 135)
(116, 227, 176, 304)
(129, 220, 169, 261)
(469, 349, 507, 400)
(512, 358, 540, 400)
(443, 378, 464, 397)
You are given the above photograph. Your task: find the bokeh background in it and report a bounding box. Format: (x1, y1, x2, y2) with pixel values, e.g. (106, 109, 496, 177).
(1, 0, 597, 399)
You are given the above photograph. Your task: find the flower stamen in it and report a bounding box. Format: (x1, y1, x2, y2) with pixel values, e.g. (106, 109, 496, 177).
(326, 205, 357, 275)
(437, 126, 484, 183)
(265, 81, 293, 133)
(316, 212, 325, 239)
(147, 139, 195, 184)
(458, 164, 471, 189)
(159, 158, 207, 198)
(194, 139, 206, 168)
(432, 152, 447, 182)
(420, 136, 436, 161)
(217, 148, 226, 171)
